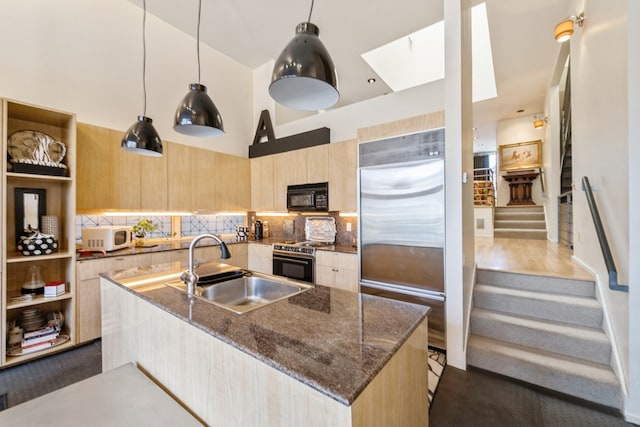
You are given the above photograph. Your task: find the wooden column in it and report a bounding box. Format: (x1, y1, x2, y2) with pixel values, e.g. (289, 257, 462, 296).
(502, 170, 539, 205)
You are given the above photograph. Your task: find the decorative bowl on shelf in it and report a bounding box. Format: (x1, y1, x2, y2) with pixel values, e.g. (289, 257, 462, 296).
(7, 130, 68, 176)
(17, 231, 58, 256)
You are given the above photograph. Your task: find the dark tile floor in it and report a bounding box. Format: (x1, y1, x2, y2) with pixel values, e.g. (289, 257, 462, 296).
(2, 341, 637, 427)
(430, 365, 637, 427)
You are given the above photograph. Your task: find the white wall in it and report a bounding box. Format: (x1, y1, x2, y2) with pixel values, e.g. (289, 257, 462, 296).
(474, 207, 494, 237)
(625, 0, 639, 421)
(0, 1, 253, 157)
(269, 80, 445, 144)
(566, 0, 633, 418)
(495, 115, 546, 207)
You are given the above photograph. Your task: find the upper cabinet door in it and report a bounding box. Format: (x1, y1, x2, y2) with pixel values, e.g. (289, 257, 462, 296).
(77, 123, 168, 212)
(251, 155, 274, 212)
(77, 123, 113, 211)
(139, 138, 168, 211)
(215, 153, 251, 212)
(190, 147, 218, 212)
(329, 139, 358, 211)
(273, 150, 306, 211)
(305, 144, 329, 184)
(166, 142, 192, 212)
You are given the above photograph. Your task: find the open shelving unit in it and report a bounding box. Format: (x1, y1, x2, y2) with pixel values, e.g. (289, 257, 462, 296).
(1, 99, 76, 367)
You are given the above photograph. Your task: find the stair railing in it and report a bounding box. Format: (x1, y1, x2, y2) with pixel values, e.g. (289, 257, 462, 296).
(581, 176, 629, 292)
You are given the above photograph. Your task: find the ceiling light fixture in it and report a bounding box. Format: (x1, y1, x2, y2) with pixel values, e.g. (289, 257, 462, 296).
(174, 0, 224, 137)
(555, 13, 584, 42)
(121, 0, 163, 157)
(367, 78, 376, 84)
(269, 0, 339, 111)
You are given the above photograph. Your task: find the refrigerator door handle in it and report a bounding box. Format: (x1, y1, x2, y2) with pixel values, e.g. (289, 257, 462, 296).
(360, 280, 446, 301)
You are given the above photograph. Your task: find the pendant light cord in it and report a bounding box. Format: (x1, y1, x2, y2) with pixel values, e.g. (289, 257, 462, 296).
(197, 0, 202, 84)
(307, 0, 315, 23)
(142, 0, 148, 116)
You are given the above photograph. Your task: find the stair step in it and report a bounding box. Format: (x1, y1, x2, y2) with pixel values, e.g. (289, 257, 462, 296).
(476, 269, 595, 297)
(494, 229, 547, 240)
(474, 284, 602, 328)
(467, 335, 621, 409)
(470, 308, 611, 364)
(494, 219, 546, 230)
(494, 212, 545, 221)
(495, 206, 544, 214)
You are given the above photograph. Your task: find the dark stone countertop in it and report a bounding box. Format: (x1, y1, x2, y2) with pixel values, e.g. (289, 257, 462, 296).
(101, 263, 428, 406)
(78, 237, 356, 261)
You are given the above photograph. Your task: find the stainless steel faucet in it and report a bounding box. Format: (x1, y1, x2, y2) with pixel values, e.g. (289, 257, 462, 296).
(180, 233, 231, 296)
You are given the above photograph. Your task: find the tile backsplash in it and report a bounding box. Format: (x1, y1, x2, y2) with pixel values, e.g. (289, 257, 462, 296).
(180, 215, 245, 237)
(248, 212, 357, 246)
(76, 215, 246, 243)
(76, 213, 356, 245)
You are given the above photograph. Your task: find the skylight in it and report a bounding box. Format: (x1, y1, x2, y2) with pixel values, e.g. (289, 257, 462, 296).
(361, 2, 497, 102)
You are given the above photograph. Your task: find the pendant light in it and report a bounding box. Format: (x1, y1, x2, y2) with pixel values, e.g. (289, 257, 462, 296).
(269, 0, 339, 111)
(174, 0, 224, 137)
(122, 0, 163, 157)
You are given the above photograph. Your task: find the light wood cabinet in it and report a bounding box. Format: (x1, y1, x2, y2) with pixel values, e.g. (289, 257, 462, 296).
(76, 253, 153, 344)
(166, 142, 192, 211)
(273, 150, 307, 211)
(189, 147, 217, 212)
(78, 126, 249, 213)
(248, 243, 272, 274)
(2, 99, 77, 366)
(75, 243, 248, 343)
(315, 251, 358, 292)
(77, 123, 168, 211)
(329, 139, 358, 212)
(250, 155, 275, 211)
(305, 144, 329, 184)
(215, 153, 251, 212)
(250, 140, 357, 213)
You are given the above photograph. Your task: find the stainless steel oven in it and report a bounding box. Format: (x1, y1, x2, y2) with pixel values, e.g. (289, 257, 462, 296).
(272, 244, 315, 283)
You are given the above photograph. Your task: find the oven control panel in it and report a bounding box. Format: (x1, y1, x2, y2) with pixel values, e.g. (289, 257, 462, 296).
(272, 243, 316, 256)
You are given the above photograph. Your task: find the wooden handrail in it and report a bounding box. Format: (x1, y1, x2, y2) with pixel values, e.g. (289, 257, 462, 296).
(581, 176, 628, 292)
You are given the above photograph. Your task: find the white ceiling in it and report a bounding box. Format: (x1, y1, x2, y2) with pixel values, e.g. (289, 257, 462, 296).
(129, 0, 569, 152)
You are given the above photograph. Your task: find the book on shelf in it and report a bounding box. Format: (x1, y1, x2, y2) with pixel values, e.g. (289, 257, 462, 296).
(22, 330, 59, 346)
(44, 281, 66, 298)
(23, 325, 60, 340)
(21, 338, 58, 355)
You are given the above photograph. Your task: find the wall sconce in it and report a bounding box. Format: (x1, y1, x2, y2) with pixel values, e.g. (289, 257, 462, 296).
(555, 13, 584, 42)
(533, 117, 547, 129)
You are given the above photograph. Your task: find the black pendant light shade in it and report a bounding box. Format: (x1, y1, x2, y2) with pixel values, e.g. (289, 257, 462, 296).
(269, 22, 339, 111)
(121, 115, 163, 157)
(122, 0, 162, 157)
(174, 83, 224, 137)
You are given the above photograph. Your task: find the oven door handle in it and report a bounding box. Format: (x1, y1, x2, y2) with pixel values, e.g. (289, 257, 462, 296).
(273, 256, 312, 265)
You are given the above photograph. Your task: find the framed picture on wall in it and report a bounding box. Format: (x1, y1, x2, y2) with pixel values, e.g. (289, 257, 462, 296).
(499, 140, 542, 171)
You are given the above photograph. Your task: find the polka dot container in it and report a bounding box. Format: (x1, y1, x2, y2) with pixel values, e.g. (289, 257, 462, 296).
(18, 232, 58, 256)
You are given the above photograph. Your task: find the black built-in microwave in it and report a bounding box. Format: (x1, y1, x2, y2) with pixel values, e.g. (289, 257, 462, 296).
(287, 182, 329, 212)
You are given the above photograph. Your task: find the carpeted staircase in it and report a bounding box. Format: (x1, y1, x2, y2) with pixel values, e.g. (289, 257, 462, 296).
(494, 206, 546, 239)
(467, 269, 622, 409)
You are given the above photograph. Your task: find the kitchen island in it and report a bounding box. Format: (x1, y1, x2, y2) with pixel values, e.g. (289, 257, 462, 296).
(100, 262, 429, 426)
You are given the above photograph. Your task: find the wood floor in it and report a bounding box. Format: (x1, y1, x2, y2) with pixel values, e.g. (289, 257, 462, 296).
(475, 237, 593, 280)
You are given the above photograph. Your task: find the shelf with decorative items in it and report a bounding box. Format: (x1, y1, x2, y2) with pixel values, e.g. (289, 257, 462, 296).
(2, 99, 77, 367)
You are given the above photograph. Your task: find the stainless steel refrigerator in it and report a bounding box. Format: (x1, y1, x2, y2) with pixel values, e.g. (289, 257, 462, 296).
(358, 128, 446, 349)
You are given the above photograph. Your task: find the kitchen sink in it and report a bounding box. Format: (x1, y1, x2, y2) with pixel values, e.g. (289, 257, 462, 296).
(168, 272, 313, 314)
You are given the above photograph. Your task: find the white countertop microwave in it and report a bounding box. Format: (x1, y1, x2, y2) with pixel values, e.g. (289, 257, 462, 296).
(82, 226, 133, 252)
